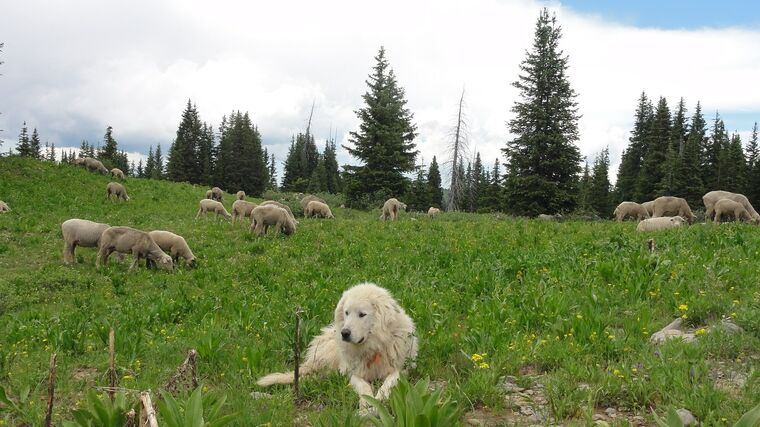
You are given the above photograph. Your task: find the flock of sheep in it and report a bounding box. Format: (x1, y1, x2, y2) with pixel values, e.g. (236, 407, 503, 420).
(610, 191, 760, 231)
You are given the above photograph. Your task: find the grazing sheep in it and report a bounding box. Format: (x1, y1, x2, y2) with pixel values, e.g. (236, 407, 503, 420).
(613, 201, 650, 221)
(703, 190, 760, 222)
(651, 196, 695, 223)
(251, 204, 297, 236)
(110, 168, 125, 180)
(300, 194, 326, 211)
(82, 158, 110, 174)
(236, 190, 246, 200)
(106, 182, 130, 201)
(72, 157, 86, 167)
(147, 230, 196, 267)
(196, 199, 232, 221)
(260, 200, 298, 223)
(380, 198, 407, 221)
(210, 187, 224, 202)
(636, 216, 686, 232)
(97, 226, 173, 271)
(0, 201, 10, 213)
(642, 200, 655, 217)
(205, 190, 213, 199)
(305, 200, 334, 218)
(61, 218, 118, 264)
(537, 213, 562, 221)
(428, 207, 441, 217)
(713, 199, 758, 224)
(231, 200, 258, 224)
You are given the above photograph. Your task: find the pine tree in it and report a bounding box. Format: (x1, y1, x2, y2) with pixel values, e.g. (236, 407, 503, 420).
(152, 144, 164, 179)
(662, 98, 689, 195)
(267, 154, 278, 190)
(199, 122, 215, 185)
(469, 154, 484, 212)
(589, 148, 612, 216)
(637, 97, 671, 200)
(99, 126, 119, 163)
(47, 142, 56, 162)
(502, 9, 582, 216)
(323, 139, 341, 193)
(16, 122, 33, 157)
(577, 160, 592, 212)
(168, 100, 204, 183)
(482, 159, 502, 212)
(746, 122, 760, 204)
(427, 156, 443, 209)
(723, 133, 747, 193)
(213, 111, 268, 195)
(675, 102, 707, 208)
(704, 112, 728, 190)
(29, 128, 42, 159)
(464, 162, 473, 212)
(407, 165, 429, 212)
(615, 92, 652, 202)
(145, 146, 156, 178)
(136, 159, 144, 178)
(308, 156, 328, 193)
(344, 47, 418, 205)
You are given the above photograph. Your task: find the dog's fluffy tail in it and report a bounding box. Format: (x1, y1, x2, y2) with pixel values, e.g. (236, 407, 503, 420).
(256, 326, 338, 387)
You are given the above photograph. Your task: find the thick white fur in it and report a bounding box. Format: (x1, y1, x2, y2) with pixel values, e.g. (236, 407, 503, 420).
(256, 283, 418, 409)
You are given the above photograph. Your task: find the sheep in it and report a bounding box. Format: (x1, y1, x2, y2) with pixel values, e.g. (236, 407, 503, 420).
(305, 200, 334, 218)
(205, 190, 213, 199)
(260, 200, 298, 223)
(250, 204, 297, 236)
(651, 196, 695, 223)
(428, 207, 441, 217)
(147, 230, 196, 267)
(380, 198, 407, 221)
(613, 201, 650, 221)
(537, 213, 562, 221)
(111, 168, 125, 180)
(231, 200, 258, 224)
(0, 201, 10, 213)
(72, 157, 86, 167)
(61, 218, 118, 264)
(82, 158, 109, 174)
(703, 190, 760, 222)
(96, 226, 173, 271)
(106, 182, 130, 201)
(210, 187, 224, 202)
(196, 199, 232, 221)
(636, 216, 686, 232)
(236, 190, 246, 200)
(642, 200, 655, 217)
(300, 194, 326, 211)
(713, 198, 759, 224)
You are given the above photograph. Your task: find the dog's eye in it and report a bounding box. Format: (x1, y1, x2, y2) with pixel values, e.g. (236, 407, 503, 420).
(359, 312, 366, 318)
(345, 310, 349, 316)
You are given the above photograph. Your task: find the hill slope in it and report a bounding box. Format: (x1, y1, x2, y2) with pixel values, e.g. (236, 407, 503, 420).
(1, 157, 759, 425)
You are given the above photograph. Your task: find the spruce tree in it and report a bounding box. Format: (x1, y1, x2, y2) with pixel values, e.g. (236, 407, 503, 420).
(152, 144, 164, 179)
(676, 102, 707, 208)
(469, 154, 484, 212)
(637, 97, 671, 200)
(168, 100, 204, 183)
(99, 126, 119, 164)
(482, 159, 502, 212)
(746, 123, 760, 204)
(16, 122, 32, 157)
(199, 122, 215, 185)
(308, 156, 328, 193)
(30, 128, 42, 159)
(704, 112, 728, 190)
(615, 92, 652, 202)
(136, 159, 144, 178)
(589, 148, 612, 216)
(407, 165, 429, 212)
(213, 111, 267, 195)
(577, 161, 592, 213)
(344, 47, 418, 205)
(502, 8, 582, 216)
(48, 142, 56, 162)
(145, 146, 156, 178)
(323, 139, 341, 193)
(427, 156, 443, 209)
(723, 133, 747, 193)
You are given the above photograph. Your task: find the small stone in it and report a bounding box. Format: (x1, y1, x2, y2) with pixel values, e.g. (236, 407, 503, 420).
(578, 382, 591, 391)
(524, 389, 535, 395)
(466, 419, 483, 426)
(720, 319, 744, 334)
(605, 407, 617, 417)
(250, 391, 272, 399)
(520, 406, 534, 416)
(632, 415, 646, 425)
(592, 414, 608, 421)
(676, 408, 698, 426)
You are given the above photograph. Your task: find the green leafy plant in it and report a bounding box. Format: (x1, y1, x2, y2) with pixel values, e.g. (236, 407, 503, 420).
(157, 386, 238, 427)
(0, 382, 44, 425)
(653, 402, 760, 427)
(63, 390, 134, 427)
(363, 378, 462, 427)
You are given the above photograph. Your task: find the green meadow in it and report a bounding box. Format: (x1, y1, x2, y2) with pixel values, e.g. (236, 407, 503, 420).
(1, 157, 759, 425)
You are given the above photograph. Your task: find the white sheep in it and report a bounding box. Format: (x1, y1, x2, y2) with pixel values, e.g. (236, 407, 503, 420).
(106, 182, 130, 201)
(196, 199, 232, 221)
(380, 198, 407, 221)
(97, 226, 173, 271)
(82, 158, 109, 174)
(111, 168, 125, 180)
(300, 194, 326, 211)
(0, 201, 10, 213)
(260, 200, 298, 223)
(231, 200, 258, 224)
(210, 187, 224, 202)
(251, 204, 297, 236)
(147, 230, 196, 267)
(428, 207, 441, 217)
(305, 200, 334, 218)
(636, 216, 686, 232)
(236, 190, 246, 200)
(62, 218, 117, 264)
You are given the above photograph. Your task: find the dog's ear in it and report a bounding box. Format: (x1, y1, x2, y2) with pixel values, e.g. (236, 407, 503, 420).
(372, 295, 400, 330)
(334, 295, 346, 323)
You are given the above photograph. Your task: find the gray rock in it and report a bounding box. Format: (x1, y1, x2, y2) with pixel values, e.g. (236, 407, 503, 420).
(604, 407, 617, 417)
(677, 408, 697, 426)
(250, 391, 272, 399)
(720, 319, 744, 334)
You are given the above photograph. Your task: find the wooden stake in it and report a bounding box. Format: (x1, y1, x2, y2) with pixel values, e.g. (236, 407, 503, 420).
(125, 409, 136, 427)
(139, 392, 159, 427)
(43, 353, 57, 427)
(108, 328, 116, 401)
(647, 238, 656, 253)
(293, 306, 303, 400)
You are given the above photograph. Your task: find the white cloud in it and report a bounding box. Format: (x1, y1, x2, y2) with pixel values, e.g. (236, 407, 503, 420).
(1, 0, 759, 185)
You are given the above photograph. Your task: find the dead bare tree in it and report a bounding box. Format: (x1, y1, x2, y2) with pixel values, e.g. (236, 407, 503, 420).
(444, 88, 471, 211)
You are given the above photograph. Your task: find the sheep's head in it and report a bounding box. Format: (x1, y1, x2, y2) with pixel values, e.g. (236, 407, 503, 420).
(399, 202, 407, 211)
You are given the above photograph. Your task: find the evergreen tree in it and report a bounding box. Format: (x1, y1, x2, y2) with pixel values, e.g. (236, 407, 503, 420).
(615, 92, 652, 202)
(344, 47, 418, 205)
(268, 154, 278, 190)
(308, 156, 328, 193)
(723, 132, 747, 193)
(407, 165, 429, 212)
(482, 159, 502, 212)
(213, 111, 268, 195)
(323, 139, 341, 193)
(198, 122, 215, 185)
(502, 9, 582, 216)
(704, 112, 728, 190)
(30, 128, 42, 159)
(464, 162, 473, 212)
(99, 126, 119, 163)
(469, 154, 484, 212)
(152, 144, 164, 179)
(577, 160, 592, 212)
(746, 123, 760, 204)
(136, 159, 144, 178)
(427, 156, 443, 209)
(637, 97, 671, 200)
(675, 102, 707, 207)
(589, 148, 612, 216)
(168, 100, 204, 183)
(47, 142, 56, 162)
(16, 122, 33, 157)
(145, 146, 156, 178)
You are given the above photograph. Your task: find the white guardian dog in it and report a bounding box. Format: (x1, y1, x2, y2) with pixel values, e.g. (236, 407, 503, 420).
(256, 283, 418, 409)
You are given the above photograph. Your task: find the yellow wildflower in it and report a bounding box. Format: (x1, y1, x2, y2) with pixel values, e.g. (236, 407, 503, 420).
(678, 304, 688, 312)
(478, 362, 490, 369)
(471, 353, 483, 362)
(576, 313, 583, 320)
(695, 328, 706, 336)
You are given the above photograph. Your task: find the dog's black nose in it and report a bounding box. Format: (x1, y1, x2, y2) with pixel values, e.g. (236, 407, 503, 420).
(341, 329, 351, 341)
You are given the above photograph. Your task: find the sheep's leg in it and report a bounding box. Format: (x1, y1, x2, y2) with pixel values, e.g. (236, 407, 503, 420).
(375, 370, 400, 401)
(63, 241, 75, 264)
(129, 250, 141, 272)
(96, 247, 111, 268)
(195, 208, 203, 219)
(350, 375, 374, 412)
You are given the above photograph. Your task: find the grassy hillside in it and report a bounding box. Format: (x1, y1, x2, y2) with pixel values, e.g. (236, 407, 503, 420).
(1, 157, 759, 425)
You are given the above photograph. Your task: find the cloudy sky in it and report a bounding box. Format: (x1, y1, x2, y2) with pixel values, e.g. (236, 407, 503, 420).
(2, 0, 759, 184)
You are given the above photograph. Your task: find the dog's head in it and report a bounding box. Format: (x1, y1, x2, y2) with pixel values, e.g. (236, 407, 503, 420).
(334, 283, 400, 346)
